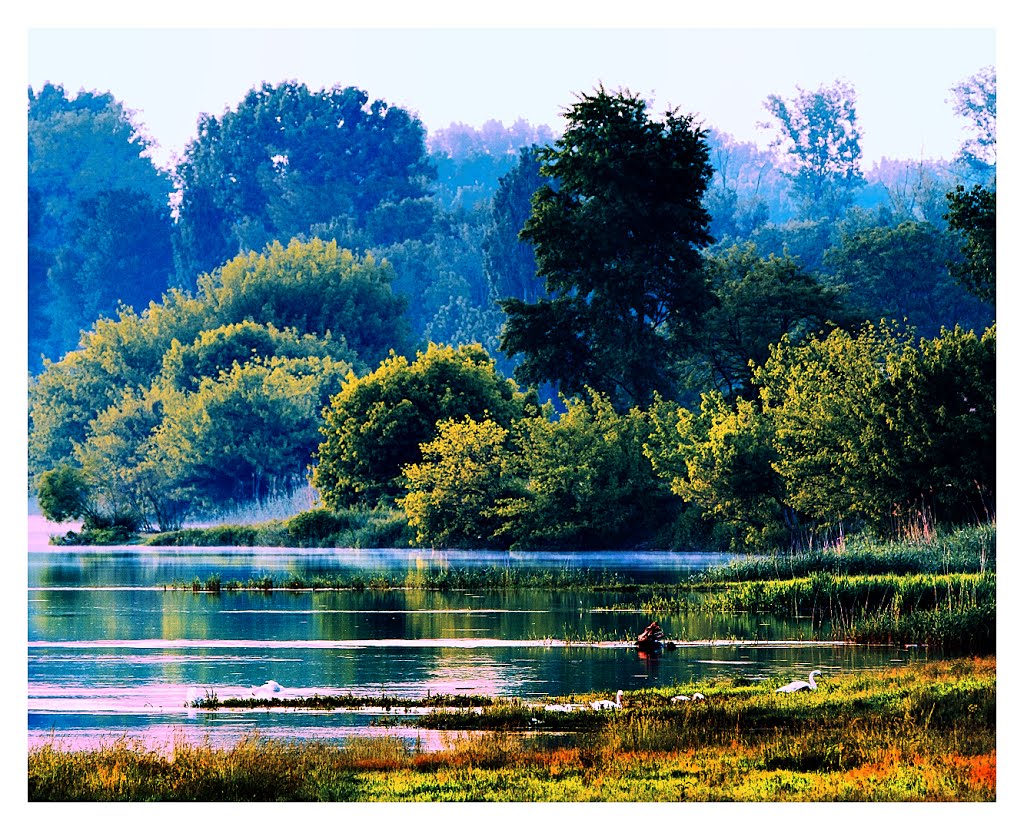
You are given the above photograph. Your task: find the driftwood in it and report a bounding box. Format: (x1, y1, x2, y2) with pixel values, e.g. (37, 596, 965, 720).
(636, 621, 667, 652)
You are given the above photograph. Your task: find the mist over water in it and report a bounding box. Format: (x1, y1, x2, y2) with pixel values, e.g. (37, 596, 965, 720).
(27, 516, 929, 751)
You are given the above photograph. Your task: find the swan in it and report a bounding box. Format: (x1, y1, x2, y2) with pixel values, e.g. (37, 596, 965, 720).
(543, 703, 577, 712)
(776, 670, 822, 694)
(591, 690, 624, 710)
(253, 680, 283, 694)
(671, 691, 705, 703)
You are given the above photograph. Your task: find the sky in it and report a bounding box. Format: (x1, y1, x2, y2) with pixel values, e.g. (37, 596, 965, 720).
(23, 20, 997, 172)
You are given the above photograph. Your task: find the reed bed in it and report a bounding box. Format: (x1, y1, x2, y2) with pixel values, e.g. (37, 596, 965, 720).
(29, 658, 996, 802)
(167, 566, 634, 593)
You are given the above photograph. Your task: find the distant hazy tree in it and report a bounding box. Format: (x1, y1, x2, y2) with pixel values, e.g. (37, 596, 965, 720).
(173, 82, 434, 283)
(500, 87, 714, 410)
(428, 118, 556, 211)
(482, 146, 549, 304)
(28, 83, 174, 369)
(43, 189, 174, 359)
(949, 66, 996, 177)
(762, 80, 865, 220)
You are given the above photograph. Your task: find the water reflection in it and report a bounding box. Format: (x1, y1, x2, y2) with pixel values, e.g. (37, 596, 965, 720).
(28, 535, 931, 751)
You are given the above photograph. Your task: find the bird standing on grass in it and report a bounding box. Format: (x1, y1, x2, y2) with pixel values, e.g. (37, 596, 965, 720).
(591, 690, 623, 710)
(776, 670, 822, 694)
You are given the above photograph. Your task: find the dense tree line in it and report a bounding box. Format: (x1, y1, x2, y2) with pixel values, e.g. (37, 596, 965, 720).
(29, 70, 996, 549)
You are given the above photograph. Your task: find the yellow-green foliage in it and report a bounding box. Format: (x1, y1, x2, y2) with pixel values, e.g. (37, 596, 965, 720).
(400, 416, 517, 547)
(313, 342, 530, 508)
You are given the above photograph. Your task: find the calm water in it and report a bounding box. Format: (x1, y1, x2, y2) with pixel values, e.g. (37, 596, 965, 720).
(27, 516, 928, 751)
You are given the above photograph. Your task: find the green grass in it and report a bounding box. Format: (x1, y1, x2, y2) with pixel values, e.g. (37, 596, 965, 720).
(145, 507, 412, 548)
(29, 658, 996, 802)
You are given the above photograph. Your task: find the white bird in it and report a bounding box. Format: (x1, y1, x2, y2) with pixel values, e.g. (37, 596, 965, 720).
(776, 670, 822, 694)
(543, 703, 576, 713)
(670, 692, 705, 703)
(591, 690, 624, 710)
(253, 680, 283, 695)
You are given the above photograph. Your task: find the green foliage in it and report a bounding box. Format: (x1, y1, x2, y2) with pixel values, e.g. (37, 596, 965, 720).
(397, 389, 672, 550)
(160, 320, 355, 392)
(155, 357, 349, 510)
(500, 86, 714, 409)
(312, 343, 530, 508)
(763, 80, 865, 220)
(754, 322, 996, 535)
(400, 417, 520, 548)
(28, 239, 400, 526)
(37, 464, 91, 523)
(944, 184, 996, 305)
(496, 391, 671, 549)
(194, 239, 407, 367)
(646, 393, 789, 551)
(692, 243, 848, 395)
(173, 81, 434, 282)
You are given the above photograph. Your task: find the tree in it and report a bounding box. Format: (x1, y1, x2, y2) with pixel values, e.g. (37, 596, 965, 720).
(173, 82, 435, 283)
(28, 239, 397, 484)
(692, 244, 848, 396)
(762, 80, 865, 220)
(312, 343, 531, 507)
(499, 87, 714, 410)
(193, 238, 407, 368)
(822, 218, 990, 336)
(37, 464, 93, 524)
(482, 146, 549, 304)
(944, 184, 996, 306)
(154, 358, 349, 511)
(399, 417, 521, 548)
(753, 322, 996, 535)
(28, 83, 174, 369)
(645, 393, 790, 551)
(495, 391, 670, 549)
(949, 66, 996, 176)
(43, 189, 175, 360)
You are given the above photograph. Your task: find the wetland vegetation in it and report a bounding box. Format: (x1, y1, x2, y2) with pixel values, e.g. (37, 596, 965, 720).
(29, 658, 996, 801)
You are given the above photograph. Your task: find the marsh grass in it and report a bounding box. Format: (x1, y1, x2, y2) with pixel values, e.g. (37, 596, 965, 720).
(29, 658, 995, 802)
(166, 566, 633, 593)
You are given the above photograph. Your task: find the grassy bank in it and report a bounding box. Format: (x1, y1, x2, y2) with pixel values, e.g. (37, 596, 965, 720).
(143, 507, 411, 549)
(28, 658, 996, 802)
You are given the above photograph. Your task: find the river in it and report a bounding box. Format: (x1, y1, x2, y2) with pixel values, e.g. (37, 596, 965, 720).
(27, 515, 928, 752)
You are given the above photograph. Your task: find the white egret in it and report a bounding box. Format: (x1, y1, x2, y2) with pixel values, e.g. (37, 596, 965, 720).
(776, 670, 822, 694)
(591, 690, 624, 710)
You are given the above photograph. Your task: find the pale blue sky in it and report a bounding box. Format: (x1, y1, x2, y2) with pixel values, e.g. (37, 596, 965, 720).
(26, 26, 995, 171)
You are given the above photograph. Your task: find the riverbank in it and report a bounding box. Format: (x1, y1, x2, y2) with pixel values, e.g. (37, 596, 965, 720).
(28, 657, 996, 801)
